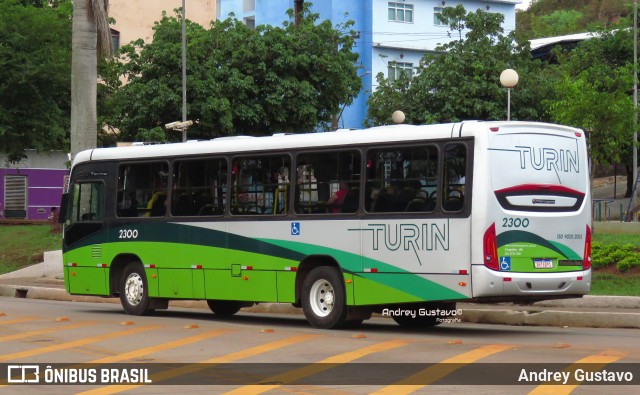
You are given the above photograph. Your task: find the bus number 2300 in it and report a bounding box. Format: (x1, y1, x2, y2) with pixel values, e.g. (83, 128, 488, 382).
(119, 229, 139, 239)
(502, 218, 529, 228)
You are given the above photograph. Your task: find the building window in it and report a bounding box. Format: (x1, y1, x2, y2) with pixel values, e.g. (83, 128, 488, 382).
(3, 175, 27, 219)
(244, 16, 255, 29)
(110, 29, 120, 53)
(388, 2, 414, 23)
(434, 7, 445, 26)
(388, 62, 413, 81)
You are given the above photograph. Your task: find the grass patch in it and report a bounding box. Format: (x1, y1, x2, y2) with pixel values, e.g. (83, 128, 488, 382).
(593, 233, 640, 247)
(591, 272, 640, 296)
(0, 225, 62, 275)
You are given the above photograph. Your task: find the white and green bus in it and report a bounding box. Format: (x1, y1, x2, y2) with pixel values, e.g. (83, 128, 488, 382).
(61, 121, 592, 329)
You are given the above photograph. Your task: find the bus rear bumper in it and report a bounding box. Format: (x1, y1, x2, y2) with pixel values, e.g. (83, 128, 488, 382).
(470, 265, 591, 303)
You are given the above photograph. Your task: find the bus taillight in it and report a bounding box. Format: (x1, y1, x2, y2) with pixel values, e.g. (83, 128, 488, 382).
(583, 225, 592, 270)
(483, 223, 499, 271)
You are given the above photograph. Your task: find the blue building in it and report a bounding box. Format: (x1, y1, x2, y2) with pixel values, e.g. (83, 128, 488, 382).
(218, 0, 520, 129)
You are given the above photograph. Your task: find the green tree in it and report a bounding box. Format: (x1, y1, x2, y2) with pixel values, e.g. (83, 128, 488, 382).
(543, 24, 636, 196)
(517, 0, 629, 39)
(0, 0, 72, 162)
(367, 6, 547, 126)
(531, 10, 585, 38)
(106, 6, 361, 141)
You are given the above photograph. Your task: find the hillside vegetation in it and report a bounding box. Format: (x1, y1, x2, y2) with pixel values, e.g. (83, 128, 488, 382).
(517, 0, 631, 38)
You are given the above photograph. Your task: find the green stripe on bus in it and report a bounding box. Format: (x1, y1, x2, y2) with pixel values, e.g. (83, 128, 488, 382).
(497, 230, 581, 260)
(259, 238, 468, 301)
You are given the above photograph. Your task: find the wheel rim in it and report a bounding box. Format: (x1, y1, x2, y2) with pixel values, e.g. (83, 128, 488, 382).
(124, 273, 144, 306)
(309, 279, 335, 318)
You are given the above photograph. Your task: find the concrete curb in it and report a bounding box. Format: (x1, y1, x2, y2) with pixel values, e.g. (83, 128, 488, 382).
(536, 295, 640, 309)
(2, 282, 639, 329)
(461, 309, 640, 329)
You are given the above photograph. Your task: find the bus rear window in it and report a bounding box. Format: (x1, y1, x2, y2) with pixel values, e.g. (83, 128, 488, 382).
(489, 131, 587, 213)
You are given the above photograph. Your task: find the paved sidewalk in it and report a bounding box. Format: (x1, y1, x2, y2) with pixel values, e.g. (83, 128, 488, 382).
(1, 271, 638, 329)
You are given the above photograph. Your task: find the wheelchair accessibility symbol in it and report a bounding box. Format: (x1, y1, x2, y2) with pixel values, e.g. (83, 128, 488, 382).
(500, 256, 511, 271)
(291, 222, 300, 236)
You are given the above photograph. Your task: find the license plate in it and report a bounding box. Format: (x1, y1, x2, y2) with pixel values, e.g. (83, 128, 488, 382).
(534, 259, 554, 269)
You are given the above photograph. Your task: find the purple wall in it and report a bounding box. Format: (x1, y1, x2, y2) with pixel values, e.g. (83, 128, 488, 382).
(1, 168, 69, 221)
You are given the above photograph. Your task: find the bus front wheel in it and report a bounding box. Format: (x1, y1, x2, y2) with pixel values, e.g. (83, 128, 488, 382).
(302, 266, 348, 329)
(119, 263, 154, 316)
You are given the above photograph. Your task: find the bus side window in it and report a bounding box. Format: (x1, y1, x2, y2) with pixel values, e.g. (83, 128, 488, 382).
(172, 158, 227, 217)
(231, 155, 290, 215)
(443, 143, 466, 212)
(294, 150, 361, 214)
(365, 145, 438, 213)
(117, 162, 169, 218)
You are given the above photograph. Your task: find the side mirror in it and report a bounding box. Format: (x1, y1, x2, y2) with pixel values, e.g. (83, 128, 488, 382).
(58, 193, 68, 224)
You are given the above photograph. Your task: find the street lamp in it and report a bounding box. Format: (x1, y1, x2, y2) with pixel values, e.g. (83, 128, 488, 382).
(392, 110, 405, 124)
(500, 69, 519, 121)
(165, 120, 193, 142)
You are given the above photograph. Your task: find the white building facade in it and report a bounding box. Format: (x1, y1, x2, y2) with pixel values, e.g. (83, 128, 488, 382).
(219, 0, 520, 129)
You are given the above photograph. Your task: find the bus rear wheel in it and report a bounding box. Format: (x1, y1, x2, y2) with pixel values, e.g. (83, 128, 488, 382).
(392, 302, 457, 328)
(302, 266, 348, 329)
(206, 300, 242, 317)
(119, 263, 154, 316)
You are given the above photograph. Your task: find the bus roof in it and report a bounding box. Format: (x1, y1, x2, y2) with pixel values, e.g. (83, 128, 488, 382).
(71, 121, 579, 167)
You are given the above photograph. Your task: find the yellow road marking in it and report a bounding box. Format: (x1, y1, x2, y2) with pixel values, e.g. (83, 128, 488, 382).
(371, 343, 514, 395)
(527, 350, 627, 395)
(0, 327, 230, 388)
(223, 340, 408, 395)
(0, 317, 38, 325)
(90, 328, 231, 363)
(0, 321, 97, 343)
(74, 333, 322, 395)
(0, 324, 161, 362)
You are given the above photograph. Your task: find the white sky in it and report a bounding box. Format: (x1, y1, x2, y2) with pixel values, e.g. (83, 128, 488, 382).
(516, 0, 532, 10)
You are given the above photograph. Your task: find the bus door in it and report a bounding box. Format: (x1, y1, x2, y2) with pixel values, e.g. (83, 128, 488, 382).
(63, 169, 109, 295)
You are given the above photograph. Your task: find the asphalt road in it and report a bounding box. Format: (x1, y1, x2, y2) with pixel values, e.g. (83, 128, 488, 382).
(1, 297, 638, 394)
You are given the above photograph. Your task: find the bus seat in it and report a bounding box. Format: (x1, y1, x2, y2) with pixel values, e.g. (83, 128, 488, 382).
(341, 188, 359, 213)
(173, 193, 196, 216)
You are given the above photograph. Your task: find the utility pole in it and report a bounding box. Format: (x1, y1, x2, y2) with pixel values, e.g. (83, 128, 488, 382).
(633, 0, 638, 219)
(181, 0, 188, 141)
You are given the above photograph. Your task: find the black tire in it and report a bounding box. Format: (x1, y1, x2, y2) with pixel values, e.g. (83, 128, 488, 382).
(301, 266, 348, 329)
(206, 300, 242, 317)
(119, 263, 154, 316)
(392, 302, 456, 328)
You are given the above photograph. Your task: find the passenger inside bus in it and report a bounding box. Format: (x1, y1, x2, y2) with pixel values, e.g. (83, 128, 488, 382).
(326, 182, 349, 213)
